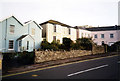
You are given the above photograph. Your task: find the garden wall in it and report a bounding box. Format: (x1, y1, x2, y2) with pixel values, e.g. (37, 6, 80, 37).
(35, 50, 92, 63)
(35, 45, 105, 63)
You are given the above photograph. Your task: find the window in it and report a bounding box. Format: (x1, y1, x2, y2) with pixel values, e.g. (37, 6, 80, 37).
(53, 36, 56, 41)
(68, 28, 71, 35)
(19, 41, 22, 47)
(94, 34, 97, 38)
(27, 41, 29, 50)
(54, 24, 56, 32)
(9, 40, 14, 49)
(110, 34, 114, 38)
(81, 33, 83, 37)
(101, 34, 104, 38)
(32, 28, 35, 35)
(88, 34, 90, 38)
(9, 25, 15, 34)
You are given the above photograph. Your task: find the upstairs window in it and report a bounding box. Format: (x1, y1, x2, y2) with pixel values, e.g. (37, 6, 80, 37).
(9, 40, 14, 49)
(32, 28, 35, 35)
(68, 28, 71, 35)
(94, 34, 97, 38)
(101, 34, 104, 38)
(54, 24, 56, 32)
(110, 34, 114, 38)
(10, 25, 15, 34)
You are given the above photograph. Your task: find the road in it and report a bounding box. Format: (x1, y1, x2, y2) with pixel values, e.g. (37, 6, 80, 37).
(2, 54, 120, 80)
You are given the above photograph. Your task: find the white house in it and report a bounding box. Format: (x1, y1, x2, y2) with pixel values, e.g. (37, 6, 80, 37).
(40, 20, 76, 43)
(0, 16, 42, 53)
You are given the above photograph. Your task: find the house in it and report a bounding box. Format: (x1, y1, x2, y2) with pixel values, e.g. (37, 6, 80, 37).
(0, 16, 42, 53)
(75, 26, 91, 39)
(40, 20, 76, 43)
(86, 25, 120, 46)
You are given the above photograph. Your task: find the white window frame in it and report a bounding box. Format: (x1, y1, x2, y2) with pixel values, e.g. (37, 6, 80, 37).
(9, 25, 15, 34)
(101, 34, 104, 38)
(8, 40, 14, 50)
(31, 28, 35, 36)
(110, 34, 114, 38)
(94, 34, 97, 38)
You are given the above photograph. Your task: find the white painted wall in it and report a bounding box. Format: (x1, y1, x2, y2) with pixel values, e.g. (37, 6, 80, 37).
(45, 23, 77, 43)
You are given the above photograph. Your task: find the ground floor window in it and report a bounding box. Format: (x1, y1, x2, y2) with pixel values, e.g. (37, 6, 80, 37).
(27, 41, 29, 50)
(9, 40, 14, 49)
(53, 36, 56, 41)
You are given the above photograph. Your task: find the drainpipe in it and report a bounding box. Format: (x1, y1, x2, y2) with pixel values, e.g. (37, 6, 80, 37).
(5, 19, 7, 52)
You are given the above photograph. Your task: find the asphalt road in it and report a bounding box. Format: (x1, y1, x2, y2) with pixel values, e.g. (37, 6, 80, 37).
(2, 54, 120, 80)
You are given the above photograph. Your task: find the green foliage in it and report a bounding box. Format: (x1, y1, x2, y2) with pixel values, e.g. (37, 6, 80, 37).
(41, 39, 61, 51)
(3, 52, 35, 68)
(41, 38, 93, 51)
(72, 38, 93, 50)
(41, 39, 51, 50)
(63, 38, 73, 51)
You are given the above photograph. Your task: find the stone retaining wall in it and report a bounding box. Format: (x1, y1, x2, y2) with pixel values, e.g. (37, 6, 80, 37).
(35, 50, 92, 63)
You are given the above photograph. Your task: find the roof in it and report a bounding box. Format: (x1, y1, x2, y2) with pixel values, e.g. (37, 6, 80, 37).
(24, 20, 43, 29)
(40, 20, 72, 28)
(86, 25, 120, 31)
(0, 15, 42, 29)
(17, 34, 34, 41)
(17, 35, 28, 40)
(1, 15, 23, 26)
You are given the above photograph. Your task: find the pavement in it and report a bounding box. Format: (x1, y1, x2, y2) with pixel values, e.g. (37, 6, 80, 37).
(2, 54, 120, 80)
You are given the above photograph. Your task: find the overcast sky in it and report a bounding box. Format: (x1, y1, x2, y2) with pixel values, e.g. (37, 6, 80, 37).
(0, 0, 119, 27)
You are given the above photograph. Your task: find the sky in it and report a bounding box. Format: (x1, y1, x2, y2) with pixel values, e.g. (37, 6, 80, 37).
(0, 0, 119, 27)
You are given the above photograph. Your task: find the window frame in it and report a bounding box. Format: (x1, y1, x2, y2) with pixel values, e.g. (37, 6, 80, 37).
(94, 34, 97, 38)
(31, 28, 35, 35)
(54, 24, 56, 32)
(8, 40, 14, 50)
(110, 34, 114, 38)
(9, 25, 15, 34)
(101, 34, 104, 38)
(68, 28, 71, 35)
(53, 36, 56, 41)
(27, 41, 29, 50)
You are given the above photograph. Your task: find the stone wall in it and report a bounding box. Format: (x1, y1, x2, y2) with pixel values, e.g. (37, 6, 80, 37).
(35, 50, 91, 63)
(92, 45, 105, 54)
(35, 45, 105, 63)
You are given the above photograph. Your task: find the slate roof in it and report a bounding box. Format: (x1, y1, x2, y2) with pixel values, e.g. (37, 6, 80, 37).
(17, 34, 35, 41)
(86, 25, 120, 31)
(40, 20, 72, 28)
(17, 35, 28, 40)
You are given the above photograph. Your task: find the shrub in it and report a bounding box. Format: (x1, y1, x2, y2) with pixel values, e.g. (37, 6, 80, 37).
(72, 38, 93, 50)
(63, 38, 73, 51)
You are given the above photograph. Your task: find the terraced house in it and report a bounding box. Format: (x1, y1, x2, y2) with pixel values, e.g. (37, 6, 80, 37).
(0, 16, 42, 53)
(86, 25, 120, 46)
(40, 20, 120, 46)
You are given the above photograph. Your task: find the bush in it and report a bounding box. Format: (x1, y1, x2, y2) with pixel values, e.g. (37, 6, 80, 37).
(63, 38, 73, 51)
(41, 39, 61, 51)
(2, 52, 35, 69)
(72, 38, 93, 50)
(108, 41, 120, 52)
